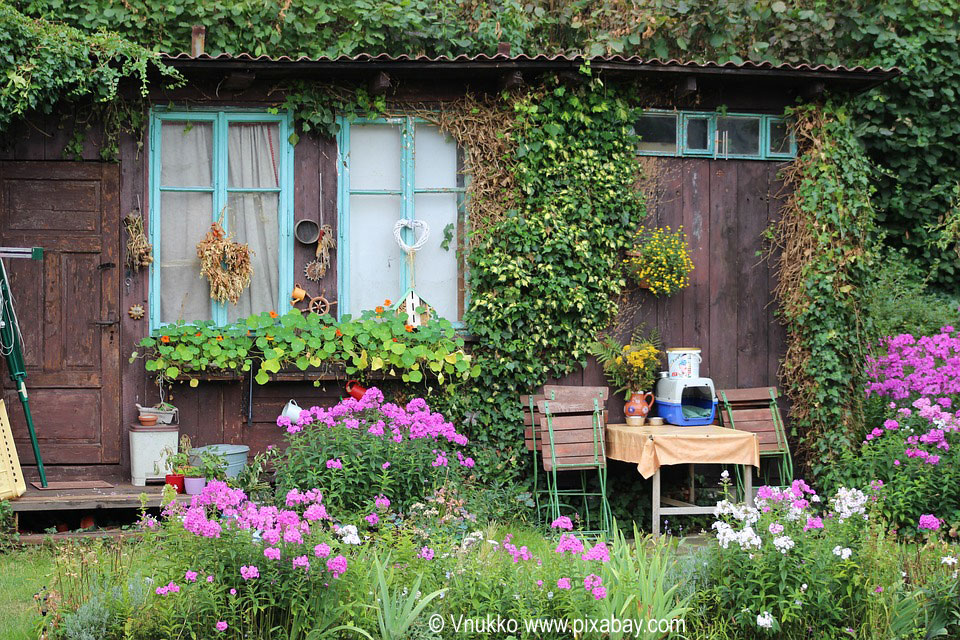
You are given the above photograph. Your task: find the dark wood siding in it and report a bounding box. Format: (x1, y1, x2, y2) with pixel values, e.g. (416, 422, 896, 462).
(553, 157, 788, 423)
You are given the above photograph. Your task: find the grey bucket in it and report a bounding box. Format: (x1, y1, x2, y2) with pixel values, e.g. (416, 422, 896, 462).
(190, 444, 250, 479)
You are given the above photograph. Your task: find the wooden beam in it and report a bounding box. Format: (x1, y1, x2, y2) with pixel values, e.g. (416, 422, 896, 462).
(221, 71, 256, 92)
(675, 76, 697, 99)
(800, 81, 826, 99)
(369, 71, 392, 96)
(499, 71, 524, 91)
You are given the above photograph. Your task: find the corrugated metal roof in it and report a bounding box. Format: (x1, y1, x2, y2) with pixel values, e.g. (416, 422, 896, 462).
(159, 51, 895, 76)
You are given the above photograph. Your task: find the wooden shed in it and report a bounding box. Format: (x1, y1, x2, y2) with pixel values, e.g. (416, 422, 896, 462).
(0, 53, 895, 485)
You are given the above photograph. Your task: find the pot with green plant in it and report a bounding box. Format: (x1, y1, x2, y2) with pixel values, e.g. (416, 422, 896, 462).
(158, 434, 193, 493)
(182, 466, 206, 495)
(197, 450, 227, 482)
(590, 329, 662, 426)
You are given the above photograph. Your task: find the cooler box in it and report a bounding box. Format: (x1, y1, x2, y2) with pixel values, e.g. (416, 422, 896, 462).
(655, 376, 717, 426)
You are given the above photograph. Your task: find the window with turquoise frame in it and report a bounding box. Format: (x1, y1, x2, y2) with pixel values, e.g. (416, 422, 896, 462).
(148, 109, 294, 330)
(636, 110, 796, 160)
(337, 116, 466, 323)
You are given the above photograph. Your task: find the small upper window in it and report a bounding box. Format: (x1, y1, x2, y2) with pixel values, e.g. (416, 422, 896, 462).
(636, 114, 677, 154)
(638, 110, 794, 161)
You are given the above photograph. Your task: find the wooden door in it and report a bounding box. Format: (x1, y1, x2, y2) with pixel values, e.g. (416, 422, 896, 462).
(0, 162, 121, 466)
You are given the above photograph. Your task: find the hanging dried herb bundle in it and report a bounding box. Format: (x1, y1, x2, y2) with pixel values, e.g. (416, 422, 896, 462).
(123, 211, 153, 271)
(196, 219, 254, 305)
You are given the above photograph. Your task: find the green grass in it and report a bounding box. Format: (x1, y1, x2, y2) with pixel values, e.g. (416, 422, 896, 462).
(0, 546, 55, 640)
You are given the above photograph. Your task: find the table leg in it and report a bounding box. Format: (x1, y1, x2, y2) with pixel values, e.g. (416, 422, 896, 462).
(652, 468, 661, 537)
(688, 464, 695, 504)
(744, 464, 754, 507)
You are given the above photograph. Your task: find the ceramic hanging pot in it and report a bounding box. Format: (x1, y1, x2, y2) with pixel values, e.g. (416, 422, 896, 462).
(624, 391, 654, 426)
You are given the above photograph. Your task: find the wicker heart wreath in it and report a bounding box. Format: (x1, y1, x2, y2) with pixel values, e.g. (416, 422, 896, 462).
(393, 219, 430, 254)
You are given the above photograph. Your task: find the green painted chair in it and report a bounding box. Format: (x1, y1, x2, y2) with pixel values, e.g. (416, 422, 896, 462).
(719, 386, 793, 495)
(537, 387, 612, 537)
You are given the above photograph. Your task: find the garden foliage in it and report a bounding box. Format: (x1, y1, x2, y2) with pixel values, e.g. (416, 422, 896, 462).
(828, 326, 960, 532)
(770, 103, 880, 475)
(274, 387, 474, 513)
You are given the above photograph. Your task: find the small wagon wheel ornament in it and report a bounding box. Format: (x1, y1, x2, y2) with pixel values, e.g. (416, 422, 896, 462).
(308, 295, 335, 315)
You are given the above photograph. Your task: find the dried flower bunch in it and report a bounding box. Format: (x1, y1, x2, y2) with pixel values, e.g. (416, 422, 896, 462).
(196, 219, 254, 305)
(123, 211, 153, 271)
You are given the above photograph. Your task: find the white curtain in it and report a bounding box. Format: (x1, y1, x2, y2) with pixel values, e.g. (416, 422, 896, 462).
(156, 120, 280, 324)
(226, 123, 280, 320)
(158, 122, 213, 323)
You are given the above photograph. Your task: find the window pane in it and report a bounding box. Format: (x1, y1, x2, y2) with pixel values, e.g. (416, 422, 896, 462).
(161, 121, 212, 187)
(348, 195, 403, 316)
(685, 117, 710, 151)
(349, 125, 401, 191)
(637, 114, 677, 153)
(414, 193, 460, 321)
(228, 123, 281, 189)
(718, 117, 760, 156)
(414, 125, 458, 189)
(226, 192, 279, 322)
(158, 191, 212, 323)
(768, 119, 791, 155)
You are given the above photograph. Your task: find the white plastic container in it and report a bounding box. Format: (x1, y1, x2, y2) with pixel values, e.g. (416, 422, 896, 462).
(129, 424, 179, 486)
(666, 348, 702, 378)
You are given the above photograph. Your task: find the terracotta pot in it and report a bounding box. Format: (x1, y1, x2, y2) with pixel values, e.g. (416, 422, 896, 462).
(624, 391, 654, 426)
(184, 476, 206, 495)
(138, 414, 158, 427)
(165, 474, 185, 494)
(345, 380, 367, 401)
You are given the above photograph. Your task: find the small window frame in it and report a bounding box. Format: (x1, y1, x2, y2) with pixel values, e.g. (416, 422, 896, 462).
(681, 113, 715, 157)
(635, 112, 680, 157)
(637, 109, 795, 161)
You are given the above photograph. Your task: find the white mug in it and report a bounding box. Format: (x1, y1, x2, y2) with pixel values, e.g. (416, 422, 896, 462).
(281, 399, 302, 422)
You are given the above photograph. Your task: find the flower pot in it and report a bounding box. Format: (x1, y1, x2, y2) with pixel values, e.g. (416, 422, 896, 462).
(165, 474, 185, 494)
(184, 476, 206, 495)
(138, 414, 158, 427)
(625, 390, 654, 426)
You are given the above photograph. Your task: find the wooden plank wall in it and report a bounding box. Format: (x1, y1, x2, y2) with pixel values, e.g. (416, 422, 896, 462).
(552, 157, 789, 423)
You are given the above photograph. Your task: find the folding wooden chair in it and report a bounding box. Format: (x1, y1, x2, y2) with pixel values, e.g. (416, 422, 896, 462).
(520, 386, 608, 524)
(718, 387, 793, 494)
(538, 386, 612, 536)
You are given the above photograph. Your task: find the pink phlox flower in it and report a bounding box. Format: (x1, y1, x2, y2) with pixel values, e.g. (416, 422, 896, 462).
(803, 516, 824, 532)
(375, 495, 391, 510)
(240, 565, 259, 580)
(592, 586, 607, 600)
(418, 546, 435, 560)
(584, 574, 602, 590)
(581, 541, 610, 563)
(768, 522, 784, 535)
(314, 543, 331, 558)
(292, 555, 310, 571)
(184, 570, 198, 582)
(557, 577, 571, 590)
(326, 458, 343, 469)
(264, 547, 281, 560)
(554, 533, 584, 555)
(365, 513, 379, 525)
(326, 554, 348, 578)
(304, 503, 329, 521)
(216, 621, 228, 632)
(550, 516, 574, 530)
(382, 462, 391, 469)
(919, 514, 942, 530)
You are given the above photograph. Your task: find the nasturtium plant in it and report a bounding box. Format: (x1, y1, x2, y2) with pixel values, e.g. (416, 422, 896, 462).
(130, 308, 478, 391)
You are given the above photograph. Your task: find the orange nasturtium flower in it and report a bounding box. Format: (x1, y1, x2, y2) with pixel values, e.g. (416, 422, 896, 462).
(335, 329, 343, 337)
(216, 335, 224, 342)
(195, 332, 202, 338)
(383, 299, 392, 306)
(269, 310, 278, 319)
(404, 324, 414, 332)
(160, 335, 170, 343)
(375, 306, 384, 314)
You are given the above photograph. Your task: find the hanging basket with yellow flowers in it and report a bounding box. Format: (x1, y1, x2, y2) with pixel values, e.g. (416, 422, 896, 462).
(624, 225, 694, 296)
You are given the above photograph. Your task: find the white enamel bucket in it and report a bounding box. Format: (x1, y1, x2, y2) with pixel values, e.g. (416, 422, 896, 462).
(667, 348, 702, 378)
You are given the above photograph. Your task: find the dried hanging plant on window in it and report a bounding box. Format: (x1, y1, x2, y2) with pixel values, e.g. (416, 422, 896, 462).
(196, 218, 254, 305)
(123, 211, 153, 271)
(304, 223, 335, 282)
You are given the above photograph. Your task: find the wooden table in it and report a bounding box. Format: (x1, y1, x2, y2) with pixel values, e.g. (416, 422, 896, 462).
(605, 423, 760, 536)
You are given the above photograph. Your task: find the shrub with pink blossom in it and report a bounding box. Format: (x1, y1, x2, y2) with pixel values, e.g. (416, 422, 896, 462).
(275, 387, 474, 512)
(829, 326, 960, 531)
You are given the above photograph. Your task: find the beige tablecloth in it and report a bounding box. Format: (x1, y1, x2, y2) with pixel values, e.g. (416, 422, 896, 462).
(606, 424, 759, 479)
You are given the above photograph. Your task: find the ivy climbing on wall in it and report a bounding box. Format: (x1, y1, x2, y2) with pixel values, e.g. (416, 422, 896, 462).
(433, 73, 646, 478)
(770, 102, 881, 480)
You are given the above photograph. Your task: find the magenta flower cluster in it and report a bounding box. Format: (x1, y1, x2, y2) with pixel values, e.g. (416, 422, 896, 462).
(276, 387, 474, 469)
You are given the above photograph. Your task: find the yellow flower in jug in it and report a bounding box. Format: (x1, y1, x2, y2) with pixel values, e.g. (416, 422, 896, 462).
(589, 330, 662, 394)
